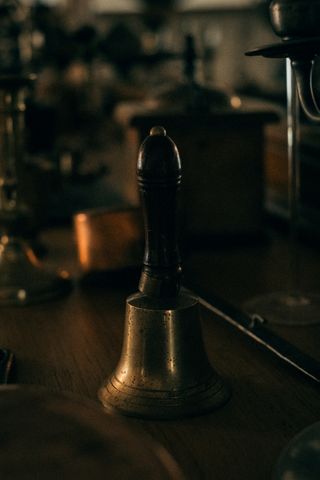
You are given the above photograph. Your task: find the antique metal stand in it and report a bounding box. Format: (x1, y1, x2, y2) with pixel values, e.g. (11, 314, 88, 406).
(99, 126, 230, 419)
(247, 0, 320, 122)
(244, 0, 320, 325)
(0, 75, 71, 305)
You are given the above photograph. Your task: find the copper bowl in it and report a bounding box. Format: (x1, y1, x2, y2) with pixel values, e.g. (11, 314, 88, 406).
(73, 206, 144, 274)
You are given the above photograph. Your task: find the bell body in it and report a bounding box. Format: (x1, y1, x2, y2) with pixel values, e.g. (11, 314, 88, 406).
(99, 292, 229, 419)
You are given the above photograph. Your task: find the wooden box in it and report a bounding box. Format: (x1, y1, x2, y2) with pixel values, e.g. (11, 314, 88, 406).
(116, 104, 278, 240)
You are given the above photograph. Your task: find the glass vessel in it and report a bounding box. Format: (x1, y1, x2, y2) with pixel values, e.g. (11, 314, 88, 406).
(244, 60, 320, 325)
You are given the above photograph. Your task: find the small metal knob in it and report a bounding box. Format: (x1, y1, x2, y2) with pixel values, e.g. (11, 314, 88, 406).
(149, 125, 166, 136)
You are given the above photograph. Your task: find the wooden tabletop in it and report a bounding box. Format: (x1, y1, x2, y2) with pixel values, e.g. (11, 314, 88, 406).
(1, 226, 320, 480)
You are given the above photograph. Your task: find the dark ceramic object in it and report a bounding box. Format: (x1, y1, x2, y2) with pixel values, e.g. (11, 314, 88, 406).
(270, 0, 320, 39)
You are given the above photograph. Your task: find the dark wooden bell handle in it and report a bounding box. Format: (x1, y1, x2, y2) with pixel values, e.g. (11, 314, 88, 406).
(137, 126, 182, 298)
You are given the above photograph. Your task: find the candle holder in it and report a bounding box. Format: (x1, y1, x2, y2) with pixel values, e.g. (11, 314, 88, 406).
(0, 75, 71, 305)
(244, 0, 320, 325)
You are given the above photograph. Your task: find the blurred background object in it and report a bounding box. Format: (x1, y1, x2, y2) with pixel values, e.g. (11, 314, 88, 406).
(2, 0, 319, 242)
(0, 74, 71, 305)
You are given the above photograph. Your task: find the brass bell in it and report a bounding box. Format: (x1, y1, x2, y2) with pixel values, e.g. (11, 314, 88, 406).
(99, 126, 230, 419)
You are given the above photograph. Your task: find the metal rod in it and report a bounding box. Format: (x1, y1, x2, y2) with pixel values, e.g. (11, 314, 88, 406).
(184, 286, 320, 385)
(286, 58, 301, 295)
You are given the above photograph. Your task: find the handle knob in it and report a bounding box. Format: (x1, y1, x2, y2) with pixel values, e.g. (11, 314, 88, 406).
(137, 126, 182, 298)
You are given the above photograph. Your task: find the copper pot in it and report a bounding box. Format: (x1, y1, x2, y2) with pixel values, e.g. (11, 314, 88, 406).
(73, 206, 143, 273)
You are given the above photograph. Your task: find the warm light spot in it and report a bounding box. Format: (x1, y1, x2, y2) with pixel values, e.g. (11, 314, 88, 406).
(60, 270, 70, 279)
(230, 95, 242, 109)
(17, 289, 27, 301)
(1, 235, 9, 245)
(75, 213, 87, 222)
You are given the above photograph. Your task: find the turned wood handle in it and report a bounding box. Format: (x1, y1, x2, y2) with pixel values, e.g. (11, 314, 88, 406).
(137, 126, 182, 298)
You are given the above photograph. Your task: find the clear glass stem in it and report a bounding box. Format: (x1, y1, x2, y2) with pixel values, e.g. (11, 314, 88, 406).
(286, 58, 301, 296)
(243, 62, 320, 325)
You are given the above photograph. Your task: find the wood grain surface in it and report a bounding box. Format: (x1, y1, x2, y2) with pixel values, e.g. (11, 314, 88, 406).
(1, 226, 319, 480)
